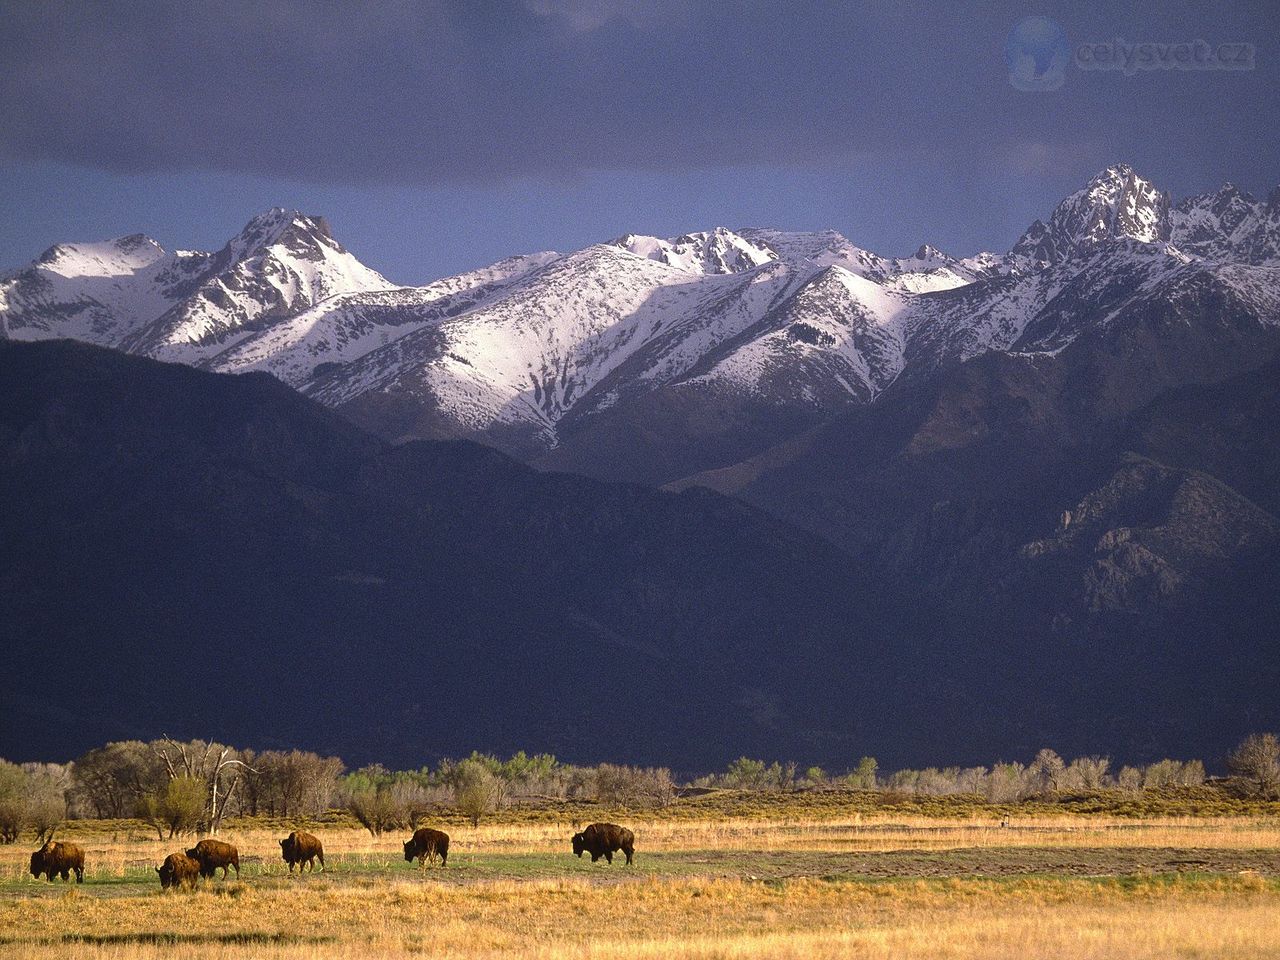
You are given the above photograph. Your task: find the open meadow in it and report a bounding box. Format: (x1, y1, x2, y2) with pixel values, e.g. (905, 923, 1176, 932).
(3, 794, 1280, 959)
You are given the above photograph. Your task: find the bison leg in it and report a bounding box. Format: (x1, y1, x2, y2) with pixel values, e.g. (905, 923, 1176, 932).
(624, 847, 634, 865)
(75, 866, 84, 883)
(604, 851, 613, 864)
(60, 869, 70, 881)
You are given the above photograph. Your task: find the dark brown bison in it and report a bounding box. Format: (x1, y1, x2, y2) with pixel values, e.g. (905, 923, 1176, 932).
(403, 827, 449, 868)
(156, 852, 201, 890)
(572, 822, 634, 865)
(186, 838, 240, 879)
(279, 831, 325, 872)
(29, 840, 85, 882)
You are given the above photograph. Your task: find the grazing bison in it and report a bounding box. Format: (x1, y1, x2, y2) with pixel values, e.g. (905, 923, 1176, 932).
(572, 822, 634, 865)
(279, 831, 325, 872)
(186, 838, 240, 879)
(403, 827, 450, 868)
(156, 852, 201, 890)
(29, 840, 85, 882)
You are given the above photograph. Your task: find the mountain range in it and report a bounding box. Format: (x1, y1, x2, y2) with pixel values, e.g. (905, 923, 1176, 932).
(2, 164, 1278, 768)
(6, 165, 1278, 485)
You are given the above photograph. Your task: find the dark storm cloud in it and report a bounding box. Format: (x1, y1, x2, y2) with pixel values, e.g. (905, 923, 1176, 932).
(5, 0, 1274, 190)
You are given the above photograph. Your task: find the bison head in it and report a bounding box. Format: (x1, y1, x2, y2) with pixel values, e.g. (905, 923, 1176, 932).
(571, 832, 586, 857)
(29, 851, 43, 877)
(403, 839, 415, 862)
(184, 847, 199, 860)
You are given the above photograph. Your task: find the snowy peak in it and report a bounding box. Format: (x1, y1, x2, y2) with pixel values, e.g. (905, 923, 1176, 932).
(0, 211, 391, 361)
(1012, 164, 1171, 265)
(120, 209, 394, 363)
(1171, 182, 1280, 264)
(34, 234, 168, 278)
(613, 227, 775, 275)
(225, 208, 341, 263)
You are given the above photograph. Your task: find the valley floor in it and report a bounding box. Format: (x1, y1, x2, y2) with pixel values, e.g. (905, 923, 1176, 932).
(2, 815, 1278, 958)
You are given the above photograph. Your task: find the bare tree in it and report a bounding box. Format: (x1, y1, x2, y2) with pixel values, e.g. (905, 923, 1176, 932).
(148, 737, 255, 833)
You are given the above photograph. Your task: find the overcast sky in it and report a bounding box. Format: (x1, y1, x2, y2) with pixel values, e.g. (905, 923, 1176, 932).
(2, 0, 1277, 283)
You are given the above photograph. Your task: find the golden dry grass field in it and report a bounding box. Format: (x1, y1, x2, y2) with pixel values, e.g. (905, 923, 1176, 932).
(3, 808, 1280, 958)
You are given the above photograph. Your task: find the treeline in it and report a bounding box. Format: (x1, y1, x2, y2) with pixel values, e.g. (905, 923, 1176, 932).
(692, 752, 1209, 800)
(1, 734, 1277, 843)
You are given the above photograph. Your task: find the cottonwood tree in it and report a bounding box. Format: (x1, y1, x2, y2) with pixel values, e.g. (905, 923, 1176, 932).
(21, 764, 68, 842)
(453, 759, 503, 827)
(848, 757, 879, 790)
(1116, 766, 1143, 791)
(592, 764, 675, 809)
(243, 750, 344, 818)
(1027, 749, 1066, 795)
(69, 742, 163, 819)
(0, 761, 27, 843)
(1228, 733, 1280, 797)
(1143, 759, 1205, 789)
(986, 762, 1027, 802)
(1063, 756, 1110, 791)
(341, 766, 436, 836)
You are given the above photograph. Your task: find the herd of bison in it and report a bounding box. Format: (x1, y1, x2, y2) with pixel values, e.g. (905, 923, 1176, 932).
(25, 822, 637, 890)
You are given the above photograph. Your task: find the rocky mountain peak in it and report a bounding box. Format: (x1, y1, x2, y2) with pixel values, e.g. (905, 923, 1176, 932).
(1011, 165, 1171, 265)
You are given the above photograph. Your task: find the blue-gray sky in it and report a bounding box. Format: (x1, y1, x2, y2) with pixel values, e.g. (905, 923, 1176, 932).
(2, 0, 1277, 284)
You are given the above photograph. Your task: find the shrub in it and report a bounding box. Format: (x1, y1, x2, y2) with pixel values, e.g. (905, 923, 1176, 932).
(138, 775, 206, 838)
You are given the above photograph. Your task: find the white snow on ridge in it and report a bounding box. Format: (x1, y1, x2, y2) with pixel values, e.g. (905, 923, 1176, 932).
(203, 252, 561, 385)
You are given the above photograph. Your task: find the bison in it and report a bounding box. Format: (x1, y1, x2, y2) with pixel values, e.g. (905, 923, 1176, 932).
(403, 827, 450, 868)
(279, 830, 325, 872)
(156, 852, 201, 890)
(186, 838, 240, 879)
(572, 822, 634, 865)
(29, 840, 85, 882)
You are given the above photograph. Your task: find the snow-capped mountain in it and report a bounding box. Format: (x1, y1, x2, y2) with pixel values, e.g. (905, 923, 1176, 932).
(1011, 164, 1172, 266)
(0, 209, 393, 363)
(2, 166, 1277, 482)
